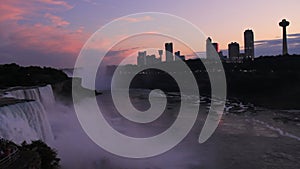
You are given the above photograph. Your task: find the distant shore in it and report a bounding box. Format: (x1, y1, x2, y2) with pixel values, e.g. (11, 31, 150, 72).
(112, 55, 300, 109)
(1, 55, 300, 109)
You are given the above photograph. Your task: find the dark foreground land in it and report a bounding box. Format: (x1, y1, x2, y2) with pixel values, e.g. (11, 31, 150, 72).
(0, 139, 59, 169)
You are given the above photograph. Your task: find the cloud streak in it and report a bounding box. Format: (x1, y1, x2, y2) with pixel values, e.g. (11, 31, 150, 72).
(254, 33, 300, 56)
(45, 13, 70, 27)
(38, 0, 73, 9)
(119, 16, 153, 23)
(0, 0, 89, 67)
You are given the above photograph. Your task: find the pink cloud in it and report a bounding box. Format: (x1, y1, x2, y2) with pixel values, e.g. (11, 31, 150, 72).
(0, 0, 72, 23)
(0, 0, 88, 53)
(0, 2, 29, 22)
(37, 0, 73, 9)
(6, 23, 88, 55)
(119, 16, 153, 23)
(45, 13, 70, 27)
(0, 0, 154, 67)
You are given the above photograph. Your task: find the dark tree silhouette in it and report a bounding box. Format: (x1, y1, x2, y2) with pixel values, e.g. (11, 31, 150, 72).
(21, 140, 60, 169)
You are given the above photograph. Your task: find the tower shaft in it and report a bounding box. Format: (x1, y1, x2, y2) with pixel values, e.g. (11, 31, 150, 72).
(279, 19, 290, 55)
(282, 26, 288, 55)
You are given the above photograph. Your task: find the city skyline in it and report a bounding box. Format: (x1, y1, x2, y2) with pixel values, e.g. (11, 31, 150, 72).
(0, 0, 300, 67)
(135, 26, 282, 65)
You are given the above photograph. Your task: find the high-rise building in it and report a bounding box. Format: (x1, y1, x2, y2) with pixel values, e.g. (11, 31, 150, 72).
(244, 29, 254, 60)
(207, 37, 212, 43)
(212, 43, 219, 53)
(137, 51, 162, 65)
(206, 37, 220, 59)
(137, 51, 146, 65)
(174, 51, 186, 61)
(174, 51, 180, 61)
(228, 42, 240, 58)
(146, 54, 158, 65)
(165, 42, 173, 62)
(158, 50, 163, 62)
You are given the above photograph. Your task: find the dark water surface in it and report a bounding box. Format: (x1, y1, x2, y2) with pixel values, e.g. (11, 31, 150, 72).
(52, 90, 300, 169)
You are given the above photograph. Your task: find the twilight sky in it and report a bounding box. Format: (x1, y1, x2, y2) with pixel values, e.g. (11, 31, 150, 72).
(0, 0, 300, 68)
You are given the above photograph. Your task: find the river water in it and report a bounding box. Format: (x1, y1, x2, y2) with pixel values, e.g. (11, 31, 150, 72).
(50, 89, 300, 169)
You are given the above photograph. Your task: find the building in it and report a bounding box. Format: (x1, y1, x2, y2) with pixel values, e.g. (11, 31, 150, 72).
(228, 42, 240, 59)
(212, 43, 219, 53)
(137, 51, 147, 66)
(137, 50, 162, 66)
(146, 54, 160, 65)
(165, 42, 174, 62)
(218, 51, 226, 60)
(174, 51, 186, 61)
(158, 50, 163, 62)
(174, 51, 180, 61)
(206, 37, 221, 59)
(244, 29, 254, 60)
(179, 55, 185, 61)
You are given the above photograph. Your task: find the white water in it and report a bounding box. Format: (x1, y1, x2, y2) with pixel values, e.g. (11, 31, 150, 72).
(3, 85, 55, 109)
(0, 101, 53, 144)
(252, 119, 300, 141)
(0, 85, 55, 144)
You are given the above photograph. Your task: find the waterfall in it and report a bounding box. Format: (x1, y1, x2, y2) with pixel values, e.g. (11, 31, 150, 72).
(0, 85, 56, 144)
(0, 101, 54, 144)
(4, 85, 55, 108)
(37, 85, 56, 108)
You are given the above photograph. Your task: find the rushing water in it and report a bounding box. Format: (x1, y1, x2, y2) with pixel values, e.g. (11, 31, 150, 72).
(3, 85, 55, 108)
(52, 90, 300, 169)
(0, 101, 53, 143)
(0, 85, 55, 143)
(0, 87, 299, 169)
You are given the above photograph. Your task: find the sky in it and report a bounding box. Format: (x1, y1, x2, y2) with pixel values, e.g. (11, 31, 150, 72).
(0, 0, 300, 68)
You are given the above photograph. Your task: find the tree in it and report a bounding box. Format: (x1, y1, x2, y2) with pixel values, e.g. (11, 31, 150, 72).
(22, 140, 60, 169)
